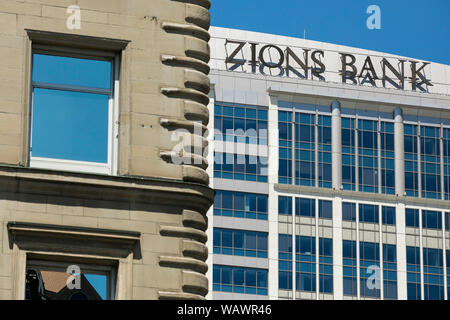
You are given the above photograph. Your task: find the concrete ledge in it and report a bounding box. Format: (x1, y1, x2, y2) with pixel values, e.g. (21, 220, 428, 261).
(182, 270, 208, 296)
(159, 255, 208, 274)
(160, 225, 207, 244)
(0, 165, 214, 214)
(182, 210, 207, 231)
(158, 290, 206, 300)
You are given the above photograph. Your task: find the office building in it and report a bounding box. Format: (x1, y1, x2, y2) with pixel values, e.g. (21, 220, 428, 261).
(206, 26, 450, 300)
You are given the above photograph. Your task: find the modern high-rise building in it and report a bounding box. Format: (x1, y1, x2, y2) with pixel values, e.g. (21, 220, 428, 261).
(205, 27, 450, 300)
(0, 0, 212, 300)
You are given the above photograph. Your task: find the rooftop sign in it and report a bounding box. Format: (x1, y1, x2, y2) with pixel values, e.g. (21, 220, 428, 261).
(224, 40, 433, 92)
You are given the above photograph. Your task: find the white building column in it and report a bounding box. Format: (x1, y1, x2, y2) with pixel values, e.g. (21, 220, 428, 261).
(331, 101, 342, 190)
(394, 107, 405, 196)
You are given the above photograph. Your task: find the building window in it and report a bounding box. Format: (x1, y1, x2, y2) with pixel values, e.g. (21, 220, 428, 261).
(359, 203, 379, 224)
(26, 260, 115, 300)
(382, 206, 396, 226)
(446, 212, 449, 231)
(446, 250, 450, 299)
(342, 202, 356, 222)
(342, 240, 357, 297)
(406, 246, 421, 300)
(443, 129, 450, 200)
(214, 103, 268, 145)
(278, 111, 293, 184)
(342, 117, 356, 191)
(405, 208, 420, 228)
(420, 126, 441, 199)
(30, 51, 118, 175)
(214, 152, 268, 182)
(295, 197, 315, 217)
(278, 196, 292, 216)
(213, 228, 268, 258)
(318, 115, 332, 188)
(296, 236, 316, 292)
(319, 238, 333, 294)
(318, 199, 332, 219)
(423, 248, 445, 300)
(213, 265, 268, 296)
(383, 244, 398, 299)
(278, 234, 292, 290)
(359, 241, 380, 298)
(422, 210, 442, 230)
(404, 124, 419, 197)
(380, 122, 395, 194)
(295, 113, 315, 186)
(213, 190, 268, 220)
(358, 120, 378, 193)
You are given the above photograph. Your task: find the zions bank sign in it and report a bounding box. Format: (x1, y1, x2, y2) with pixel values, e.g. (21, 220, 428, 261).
(225, 40, 433, 92)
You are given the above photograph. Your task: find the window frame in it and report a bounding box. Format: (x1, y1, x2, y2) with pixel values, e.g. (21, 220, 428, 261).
(28, 45, 120, 175)
(26, 258, 116, 300)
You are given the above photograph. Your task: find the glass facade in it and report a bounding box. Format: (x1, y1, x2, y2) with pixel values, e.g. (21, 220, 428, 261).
(214, 102, 268, 145)
(296, 198, 315, 217)
(406, 246, 421, 300)
(318, 200, 332, 219)
(382, 206, 396, 226)
(423, 248, 445, 300)
(359, 203, 379, 224)
(420, 126, 441, 199)
(404, 124, 419, 197)
(359, 241, 380, 298)
(296, 236, 316, 292)
(213, 228, 268, 258)
(342, 118, 356, 191)
(295, 113, 315, 186)
(214, 152, 268, 182)
(279, 234, 293, 290)
(358, 120, 378, 193)
(405, 208, 420, 228)
(444, 129, 450, 200)
(318, 115, 332, 188)
(213, 265, 268, 295)
(278, 196, 292, 216)
(213, 190, 268, 220)
(319, 238, 333, 294)
(380, 122, 395, 194)
(342, 202, 356, 222)
(422, 210, 442, 230)
(278, 111, 293, 184)
(211, 97, 450, 300)
(383, 244, 398, 299)
(343, 240, 357, 296)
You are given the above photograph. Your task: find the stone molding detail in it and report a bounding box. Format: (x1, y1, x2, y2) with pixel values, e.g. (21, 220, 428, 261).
(160, 0, 211, 186)
(158, 209, 209, 299)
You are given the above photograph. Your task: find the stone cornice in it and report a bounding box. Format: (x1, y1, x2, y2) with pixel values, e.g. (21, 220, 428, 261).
(0, 165, 214, 214)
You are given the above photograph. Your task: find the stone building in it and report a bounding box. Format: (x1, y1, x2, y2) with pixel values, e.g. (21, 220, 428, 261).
(0, 0, 213, 300)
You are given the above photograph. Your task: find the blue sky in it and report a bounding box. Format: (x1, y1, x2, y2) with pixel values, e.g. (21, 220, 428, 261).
(211, 0, 450, 65)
